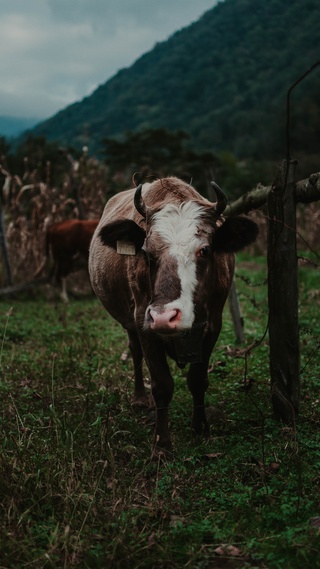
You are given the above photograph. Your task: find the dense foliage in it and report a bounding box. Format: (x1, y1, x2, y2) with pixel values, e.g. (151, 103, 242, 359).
(1, 129, 276, 204)
(28, 0, 320, 173)
(102, 128, 220, 196)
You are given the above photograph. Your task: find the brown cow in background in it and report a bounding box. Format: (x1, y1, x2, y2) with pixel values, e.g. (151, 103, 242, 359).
(35, 219, 99, 302)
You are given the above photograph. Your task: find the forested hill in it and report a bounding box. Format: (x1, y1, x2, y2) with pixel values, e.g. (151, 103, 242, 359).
(31, 0, 320, 160)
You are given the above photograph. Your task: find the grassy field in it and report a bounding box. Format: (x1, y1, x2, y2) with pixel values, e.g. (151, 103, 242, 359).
(0, 254, 320, 568)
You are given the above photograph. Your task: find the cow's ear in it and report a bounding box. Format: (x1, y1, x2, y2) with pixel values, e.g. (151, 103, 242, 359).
(99, 219, 146, 251)
(213, 216, 259, 253)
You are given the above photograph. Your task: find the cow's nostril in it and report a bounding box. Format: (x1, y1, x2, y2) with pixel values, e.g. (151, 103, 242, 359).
(169, 309, 180, 322)
(148, 308, 181, 331)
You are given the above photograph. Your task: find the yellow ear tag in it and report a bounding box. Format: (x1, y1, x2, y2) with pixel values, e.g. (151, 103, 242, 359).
(116, 241, 136, 255)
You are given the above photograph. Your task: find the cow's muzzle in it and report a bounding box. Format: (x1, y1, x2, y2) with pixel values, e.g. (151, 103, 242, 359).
(147, 307, 182, 333)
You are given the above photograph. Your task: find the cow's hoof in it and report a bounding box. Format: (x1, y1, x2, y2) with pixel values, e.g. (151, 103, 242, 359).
(192, 420, 210, 439)
(151, 445, 173, 462)
(151, 434, 173, 461)
(132, 394, 149, 408)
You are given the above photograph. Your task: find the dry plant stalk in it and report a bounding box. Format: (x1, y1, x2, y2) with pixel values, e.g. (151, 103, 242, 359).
(0, 152, 108, 285)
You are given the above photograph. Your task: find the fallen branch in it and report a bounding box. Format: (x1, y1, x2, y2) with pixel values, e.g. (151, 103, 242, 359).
(225, 171, 320, 216)
(0, 276, 49, 297)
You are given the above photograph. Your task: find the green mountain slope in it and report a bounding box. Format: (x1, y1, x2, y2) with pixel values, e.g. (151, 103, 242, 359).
(32, 0, 320, 160)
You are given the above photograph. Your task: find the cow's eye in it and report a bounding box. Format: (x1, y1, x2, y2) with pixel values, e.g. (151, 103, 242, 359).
(198, 246, 211, 258)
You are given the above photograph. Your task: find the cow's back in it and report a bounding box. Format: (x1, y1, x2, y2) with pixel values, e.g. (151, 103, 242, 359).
(48, 219, 98, 258)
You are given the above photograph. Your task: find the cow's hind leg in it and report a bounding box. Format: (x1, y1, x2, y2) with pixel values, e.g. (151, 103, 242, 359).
(60, 277, 69, 303)
(127, 330, 148, 406)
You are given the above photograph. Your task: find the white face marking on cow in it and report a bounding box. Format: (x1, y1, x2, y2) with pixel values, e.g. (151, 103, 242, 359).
(152, 202, 210, 328)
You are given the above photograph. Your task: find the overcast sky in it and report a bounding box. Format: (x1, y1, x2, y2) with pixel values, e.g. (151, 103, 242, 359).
(0, 0, 217, 121)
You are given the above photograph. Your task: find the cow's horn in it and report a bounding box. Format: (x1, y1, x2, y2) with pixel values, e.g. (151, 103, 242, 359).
(134, 184, 147, 218)
(211, 181, 227, 215)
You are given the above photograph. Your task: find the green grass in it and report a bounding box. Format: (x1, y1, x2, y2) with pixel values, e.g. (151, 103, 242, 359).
(0, 256, 320, 568)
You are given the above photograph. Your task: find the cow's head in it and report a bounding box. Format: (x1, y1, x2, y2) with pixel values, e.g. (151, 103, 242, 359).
(99, 181, 258, 337)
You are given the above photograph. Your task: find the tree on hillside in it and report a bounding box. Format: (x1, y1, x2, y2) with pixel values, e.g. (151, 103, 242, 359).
(12, 135, 79, 187)
(101, 128, 218, 197)
(0, 136, 11, 159)
(102, 128, 277, 200)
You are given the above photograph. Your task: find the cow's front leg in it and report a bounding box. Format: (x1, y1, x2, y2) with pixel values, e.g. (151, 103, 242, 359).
(187, 362, 210, 437)
(151, 374, 174, 453)
(187, 332, 218, 438)
(142, 339, 174, 453)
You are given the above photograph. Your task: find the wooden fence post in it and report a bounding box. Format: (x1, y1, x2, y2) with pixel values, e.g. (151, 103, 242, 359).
(267, 159, 300, 422)
(228, 278, 245, 344)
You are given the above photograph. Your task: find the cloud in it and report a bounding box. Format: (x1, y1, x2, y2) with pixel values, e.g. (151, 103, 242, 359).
(0, 0, 217, 119)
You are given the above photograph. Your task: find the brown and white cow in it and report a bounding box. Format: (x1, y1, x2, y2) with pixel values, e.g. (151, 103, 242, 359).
(35, 219, 99, 302)
(89, 177, 258, 454)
